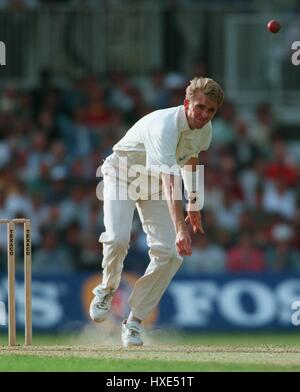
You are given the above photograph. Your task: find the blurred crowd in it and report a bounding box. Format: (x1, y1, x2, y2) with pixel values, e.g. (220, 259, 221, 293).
(0, 67, 299, 275)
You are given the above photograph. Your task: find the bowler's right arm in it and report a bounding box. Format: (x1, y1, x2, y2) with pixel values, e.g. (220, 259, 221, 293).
(161, 173, 192, 256)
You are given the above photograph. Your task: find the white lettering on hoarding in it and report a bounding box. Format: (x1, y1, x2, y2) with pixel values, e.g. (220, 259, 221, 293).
(0, 279, 65, 328)
(168, 282, 218, 326)
(219, 281, 275, 326)
(168, 279, 300, 328)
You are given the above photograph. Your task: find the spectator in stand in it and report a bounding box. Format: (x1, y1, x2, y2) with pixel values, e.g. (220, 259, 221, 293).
(59, 105, 97, 159)
(291, 198, 300, 252)
(227, 120, 263, 172)
(248, 102, 275, 151)
(203, 167, 223, 211)
(31, 68, 59, 118)
(82, 199, 105, 237)
(138, 68, 169, 109)
(62, 221, 84, 270)
(215, 190, 243, 233)
(265, 223, 300, 272)
(15, 89, 34, 121)
(46, 139, 70, 175)
(5, 180, 33, 219)
(59, 183, 91, 228)
(164, 71, 187, 107)
(0, 86, 17, 113)
(108, 71, 137, 118)
(123, 86, 152, 126)
(45, 204, 63, 231)
(183, 235, 226, 273)
(238, 210, 256, 234)
(22, 132, 50, 184)
(264, 138, 298, 187)
(249, 185, 276, 232)
(82, 82, 113, 129)
(227, 233, 265, 273)
(33, 227, 73, 273)
(80, 234, 103, 271)
(210, 100, 236, 149)
(201, 206, 234, 251)
(215, 150, 243, 200)
(60, 77, 88, 117)
(262, 178, 296, 220)
(46, 165, 69, 203)
(238, 158, 266, 207)
(0, 187, 12, 252)
(28, 191, 49, 244)
(36, 108, 61, 141)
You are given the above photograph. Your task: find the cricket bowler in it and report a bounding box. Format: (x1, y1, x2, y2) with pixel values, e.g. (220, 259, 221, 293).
(90, 77, 224, 346)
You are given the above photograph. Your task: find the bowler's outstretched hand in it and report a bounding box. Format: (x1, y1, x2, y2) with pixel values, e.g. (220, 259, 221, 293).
(176, 230, 192, 256)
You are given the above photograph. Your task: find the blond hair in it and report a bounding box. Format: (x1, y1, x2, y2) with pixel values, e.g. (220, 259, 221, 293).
(185, 77, 224, 107)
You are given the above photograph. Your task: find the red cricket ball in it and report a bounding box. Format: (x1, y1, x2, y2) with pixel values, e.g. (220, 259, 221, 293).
(267, 20, 281, 33)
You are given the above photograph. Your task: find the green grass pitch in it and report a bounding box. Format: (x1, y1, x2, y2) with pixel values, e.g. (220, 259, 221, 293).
(1, 331, 300, 371)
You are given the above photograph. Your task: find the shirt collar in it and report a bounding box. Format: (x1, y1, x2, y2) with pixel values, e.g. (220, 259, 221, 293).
(178, 105, 191, 133)
(178, 105, 207, 133)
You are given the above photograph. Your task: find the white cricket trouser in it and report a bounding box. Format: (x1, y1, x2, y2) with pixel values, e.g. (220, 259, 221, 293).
(93, 155, 183, 321)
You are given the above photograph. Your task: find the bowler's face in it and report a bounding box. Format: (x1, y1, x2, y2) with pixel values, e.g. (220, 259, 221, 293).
(184, 92, 218, 129)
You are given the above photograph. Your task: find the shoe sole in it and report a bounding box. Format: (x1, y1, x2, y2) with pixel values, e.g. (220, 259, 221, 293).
(89, 309, 109, 323)
(90, 316, 107, 323)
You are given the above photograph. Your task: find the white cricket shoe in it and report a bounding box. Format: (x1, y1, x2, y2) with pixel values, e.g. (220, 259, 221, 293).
(89, 289, 115, 322)
(121, 319, 143, 347)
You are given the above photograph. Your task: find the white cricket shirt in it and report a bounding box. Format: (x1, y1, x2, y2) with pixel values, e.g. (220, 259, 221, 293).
(113, 105, 212, 175)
